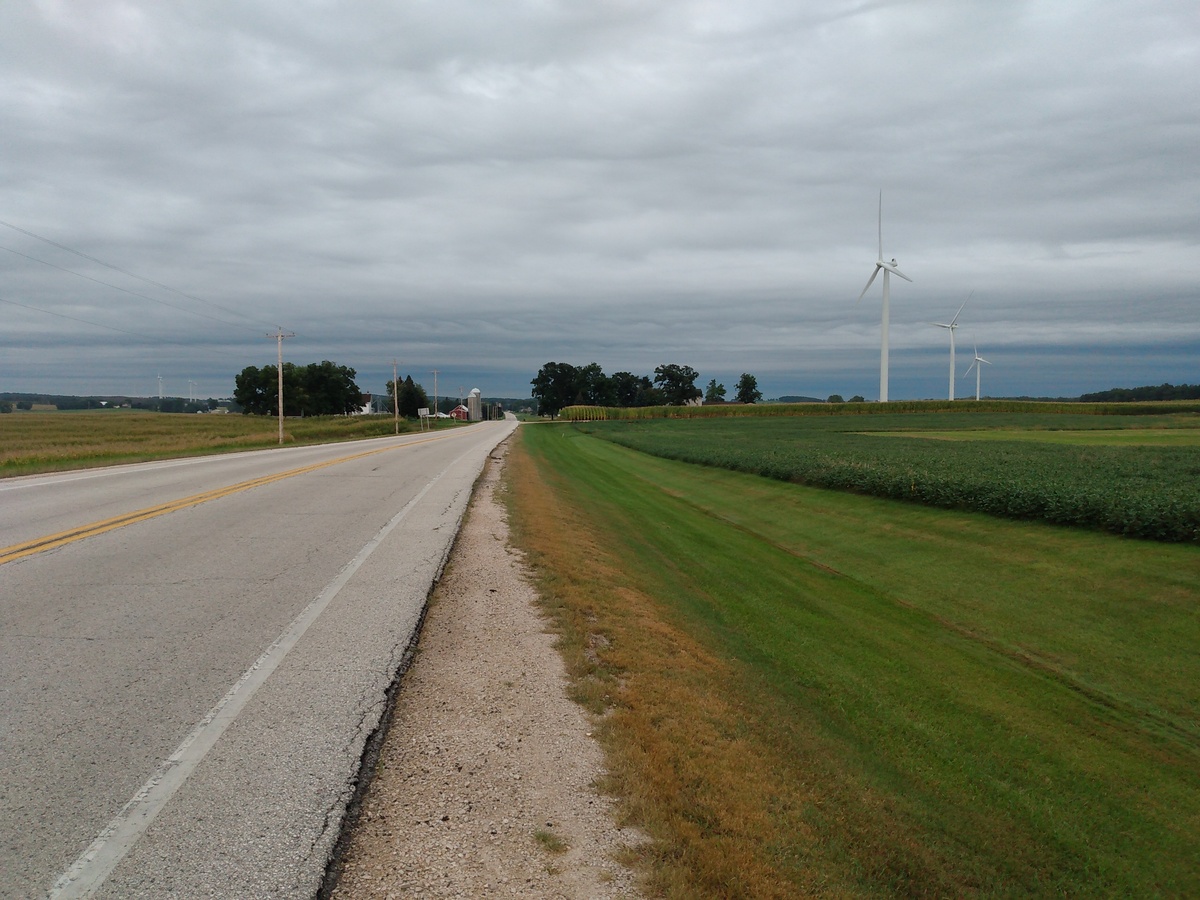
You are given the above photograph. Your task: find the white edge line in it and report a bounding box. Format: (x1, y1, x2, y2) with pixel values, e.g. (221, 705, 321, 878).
(48, 465, 454, 899)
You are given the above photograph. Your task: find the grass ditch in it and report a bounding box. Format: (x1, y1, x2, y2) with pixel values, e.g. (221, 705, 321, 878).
(506, 422, 1200, 897)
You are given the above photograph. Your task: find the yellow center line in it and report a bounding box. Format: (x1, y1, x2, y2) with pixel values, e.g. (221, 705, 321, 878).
(0, 433, 453, 566)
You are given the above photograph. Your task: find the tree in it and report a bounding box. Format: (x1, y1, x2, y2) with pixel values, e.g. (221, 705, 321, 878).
(386, 375, 430, 418)
(610, 372, 659, 407)
(531, 362, 580, 417)
(734, 373, 762, 405)
(704, 379, 726, 403)
(610, 372, 640, 407)
(301, 360, 361, 416)
(235, 361, 361, 416)
(827, 394, 845, 403)
(849, 395, 866, 403)
(654, 363, 702, 406)
(234, 364, 280, 416)
(575, 362, 615, 407)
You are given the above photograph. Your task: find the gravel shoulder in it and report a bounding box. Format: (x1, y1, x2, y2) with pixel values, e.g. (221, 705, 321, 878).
(328, 438, 644, 899)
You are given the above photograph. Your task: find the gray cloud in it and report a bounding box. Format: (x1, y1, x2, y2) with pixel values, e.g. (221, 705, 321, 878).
(2, 0, 1197, 402)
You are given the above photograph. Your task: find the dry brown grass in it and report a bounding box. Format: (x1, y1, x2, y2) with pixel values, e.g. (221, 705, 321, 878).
(506, 430, 841, 898)
(0, 409, 420, 476)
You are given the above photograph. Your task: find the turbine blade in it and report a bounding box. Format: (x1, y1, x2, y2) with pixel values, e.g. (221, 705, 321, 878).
(890, 267, 913, 283)
(932, 322, 952, 329)
(979, 357, 991, 365)
(951, 292, 971, 326)
(857, 266, 880, 301)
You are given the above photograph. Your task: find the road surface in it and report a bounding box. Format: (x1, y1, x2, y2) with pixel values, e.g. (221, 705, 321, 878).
(0, 419, 516, 899)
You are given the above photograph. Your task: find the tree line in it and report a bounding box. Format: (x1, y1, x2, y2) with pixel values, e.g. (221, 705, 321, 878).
(531, 362, 762, 417)
(233, 362, 464, 418)
(1078, 383, 1200, 403)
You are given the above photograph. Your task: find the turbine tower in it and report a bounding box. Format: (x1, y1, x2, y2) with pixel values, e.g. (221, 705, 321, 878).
(963, 341, 991, 401)
(932, 293, 970, 401)
(858, 192, 912, 402)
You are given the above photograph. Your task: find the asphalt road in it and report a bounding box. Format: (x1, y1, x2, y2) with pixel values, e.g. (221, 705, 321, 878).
(0, 418, 517, 899)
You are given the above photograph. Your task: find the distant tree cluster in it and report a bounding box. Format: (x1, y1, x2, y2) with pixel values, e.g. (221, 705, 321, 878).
(49, 397, 107, 410)
(532, 362, 664, 417)
(1079, 383, 1200, 403)
(531, 362, 762, 417)
(234, 361, 361, 416)
(0, 392, 220, 413)
(384, 375, 431, 418)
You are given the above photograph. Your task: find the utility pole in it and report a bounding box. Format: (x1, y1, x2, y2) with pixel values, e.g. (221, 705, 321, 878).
(392, 358, 399, 435)
(431, 369, 439, 427)
(269, 327, 295, 445)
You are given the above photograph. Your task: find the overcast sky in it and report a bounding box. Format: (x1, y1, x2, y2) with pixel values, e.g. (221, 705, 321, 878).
(2, 1, 1197, 402)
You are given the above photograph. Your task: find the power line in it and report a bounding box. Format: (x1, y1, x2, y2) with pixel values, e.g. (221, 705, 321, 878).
(0, 295, 150, 341)
(0, 294, 261, 363)
(0, 244, 265, 335)
(0, 218, 279, 330)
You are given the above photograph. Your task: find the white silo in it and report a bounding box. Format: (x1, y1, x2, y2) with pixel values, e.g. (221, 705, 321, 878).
(467, 388, 482, 421)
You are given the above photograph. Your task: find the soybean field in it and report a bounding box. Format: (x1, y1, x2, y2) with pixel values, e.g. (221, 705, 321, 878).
(576, 410, 1200, 542)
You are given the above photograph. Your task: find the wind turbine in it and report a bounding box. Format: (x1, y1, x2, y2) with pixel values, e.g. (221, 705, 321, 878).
(931, 293, 971, 401)
(962, 340, 990, 401)
(858, 192, 912, 402)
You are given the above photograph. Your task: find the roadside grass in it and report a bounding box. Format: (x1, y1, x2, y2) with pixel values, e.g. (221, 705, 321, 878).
(507, 423, 1200, 897)
(0, 409, 440, 477)
(533, 828, 569, 853)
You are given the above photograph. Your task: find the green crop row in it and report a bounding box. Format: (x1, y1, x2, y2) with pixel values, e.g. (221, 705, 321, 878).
(561, 398, 1200, 420)
(577, 414, 1200, 543)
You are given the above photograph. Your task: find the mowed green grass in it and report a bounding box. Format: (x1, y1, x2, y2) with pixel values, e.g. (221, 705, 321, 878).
(0, 408, 426, 477)
(520, 423, 1200, 895)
